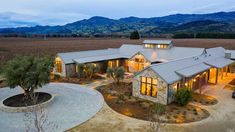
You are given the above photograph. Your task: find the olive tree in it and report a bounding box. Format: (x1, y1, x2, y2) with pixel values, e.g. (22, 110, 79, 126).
(84, 63, 100, 79)
(76, 63, 85, 78)
(106, 67, 125, 84)
(4, 56, 53, 99)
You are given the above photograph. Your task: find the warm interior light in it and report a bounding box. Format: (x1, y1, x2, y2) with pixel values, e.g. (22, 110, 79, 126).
(185, 83, 188, 86)
(193, 79, 196, 82)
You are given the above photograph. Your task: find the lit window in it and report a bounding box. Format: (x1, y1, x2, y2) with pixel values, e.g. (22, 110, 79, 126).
(76, 65, 78, 73)
(108, 61, 113, 68)
(55, 59, 62, 73)
(116, 60, 119, 67)
(140, 77, 157, 97)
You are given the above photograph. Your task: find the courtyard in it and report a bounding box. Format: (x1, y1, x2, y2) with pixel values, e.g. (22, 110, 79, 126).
(0, 72, 234, 132)
(69, 73, 235, 132)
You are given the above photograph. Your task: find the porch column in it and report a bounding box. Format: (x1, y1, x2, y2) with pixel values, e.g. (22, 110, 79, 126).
(207, 70, 210, 81)
(221, 68, 224, 80)
(226, 66, 228, 77)
(182, 77, 186, 88)
(215, 68, 219, 84)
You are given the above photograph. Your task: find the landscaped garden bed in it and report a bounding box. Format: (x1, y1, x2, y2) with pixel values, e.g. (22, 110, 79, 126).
(96, 83, 210, 123)
(192, 93, 218, 105)
(2, 92, 52, 107)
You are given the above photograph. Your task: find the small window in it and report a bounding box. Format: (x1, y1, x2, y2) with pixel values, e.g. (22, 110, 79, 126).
(147, 78, 151, 83)
(152, 79, 157, 85)
(141, 77, 146, 82)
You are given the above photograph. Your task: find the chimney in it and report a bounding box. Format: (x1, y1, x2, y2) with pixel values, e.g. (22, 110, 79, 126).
(225, 52, 231, 59)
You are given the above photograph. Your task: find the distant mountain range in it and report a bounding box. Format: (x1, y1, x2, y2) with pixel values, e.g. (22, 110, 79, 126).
(0, 11, 235, 37)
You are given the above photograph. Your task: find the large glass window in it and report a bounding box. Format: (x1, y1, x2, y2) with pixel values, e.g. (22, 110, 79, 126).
(140, 77, 157, 97)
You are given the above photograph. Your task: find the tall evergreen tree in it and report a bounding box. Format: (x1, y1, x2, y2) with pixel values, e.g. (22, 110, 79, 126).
(130, 30, 140, 39)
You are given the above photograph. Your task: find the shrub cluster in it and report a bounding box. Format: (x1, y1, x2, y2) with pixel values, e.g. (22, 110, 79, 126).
(175, 87, 192, 106)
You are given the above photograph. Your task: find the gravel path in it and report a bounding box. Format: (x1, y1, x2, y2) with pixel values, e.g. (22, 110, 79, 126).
(0, 83, 104, 132)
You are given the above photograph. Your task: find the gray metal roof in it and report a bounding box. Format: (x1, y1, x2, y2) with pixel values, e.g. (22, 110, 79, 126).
(143, 40, 172, 45)
(57, 48, 119, 64)
(73, 54, 122, 63)
(176, 63, 211, 77)
(139, 47, 204, 62)
(57, 44, 205, 64)
(147, 47, 233, 84)
(204, 57, 234, 68)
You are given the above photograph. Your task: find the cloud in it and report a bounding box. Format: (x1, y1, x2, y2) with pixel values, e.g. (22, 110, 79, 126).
(0, 11, 90, 28)
(0, 0, 234, 28)
(0, 12, 38, 28)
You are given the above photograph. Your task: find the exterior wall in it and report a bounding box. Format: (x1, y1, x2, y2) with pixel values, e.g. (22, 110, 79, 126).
(93, 61, 107, 73)
(132, 68, 169, 105)
(65, 64, 76, 77)
(128, 53, 151, 73)
(168, 82, 179, 103)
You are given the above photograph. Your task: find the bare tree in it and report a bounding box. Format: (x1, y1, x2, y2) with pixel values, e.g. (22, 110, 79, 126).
(24, 94, 58, 132)
(148, 105, 166, 132)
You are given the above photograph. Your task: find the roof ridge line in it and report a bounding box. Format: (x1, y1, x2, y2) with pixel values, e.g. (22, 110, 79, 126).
(150, 54, 203, 67)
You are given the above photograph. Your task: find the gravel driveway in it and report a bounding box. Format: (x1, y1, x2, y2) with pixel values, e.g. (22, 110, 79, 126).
(0, 83, 104, 132)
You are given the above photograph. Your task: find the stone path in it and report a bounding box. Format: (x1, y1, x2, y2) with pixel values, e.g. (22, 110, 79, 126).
(0, 83, 104, 132)
(83, 79, 113, 89)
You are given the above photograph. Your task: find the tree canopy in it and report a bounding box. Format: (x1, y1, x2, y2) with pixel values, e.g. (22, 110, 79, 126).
(106, 67, 125, 83)
(130, 30, 140, 39)
(175, 87, 192, 106)
(4, 56, 53, 97)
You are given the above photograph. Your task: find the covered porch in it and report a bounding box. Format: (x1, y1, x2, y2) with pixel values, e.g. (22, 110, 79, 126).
(176, 57, 234, 92)
(205, 57, 233, 84)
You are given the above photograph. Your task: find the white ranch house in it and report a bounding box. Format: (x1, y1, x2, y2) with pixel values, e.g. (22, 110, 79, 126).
(53, 40, 235, 105)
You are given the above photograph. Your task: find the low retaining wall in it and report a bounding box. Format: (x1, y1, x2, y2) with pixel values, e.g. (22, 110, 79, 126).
(0, 93, 55, 113)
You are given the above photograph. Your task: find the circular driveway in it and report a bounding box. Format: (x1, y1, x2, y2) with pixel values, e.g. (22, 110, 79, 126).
(0, 83, 104, 131)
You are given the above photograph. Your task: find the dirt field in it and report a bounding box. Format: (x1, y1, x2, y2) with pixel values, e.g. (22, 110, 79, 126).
(0, 38, 235, 69)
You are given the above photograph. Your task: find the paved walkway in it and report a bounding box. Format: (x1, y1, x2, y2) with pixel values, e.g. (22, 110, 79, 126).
(83, 79, 113, 89)
(70, 73, 235, 132)
(0, 83, 104, 132)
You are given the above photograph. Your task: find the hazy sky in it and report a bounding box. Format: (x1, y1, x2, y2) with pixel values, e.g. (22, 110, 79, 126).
(0, 0, 234, 27)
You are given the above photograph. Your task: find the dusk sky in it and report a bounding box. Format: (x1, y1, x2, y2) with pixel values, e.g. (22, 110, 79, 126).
(0, 0, 234, 27)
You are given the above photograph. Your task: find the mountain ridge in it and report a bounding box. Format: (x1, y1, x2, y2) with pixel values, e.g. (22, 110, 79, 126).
(0, 11, 235, 36)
